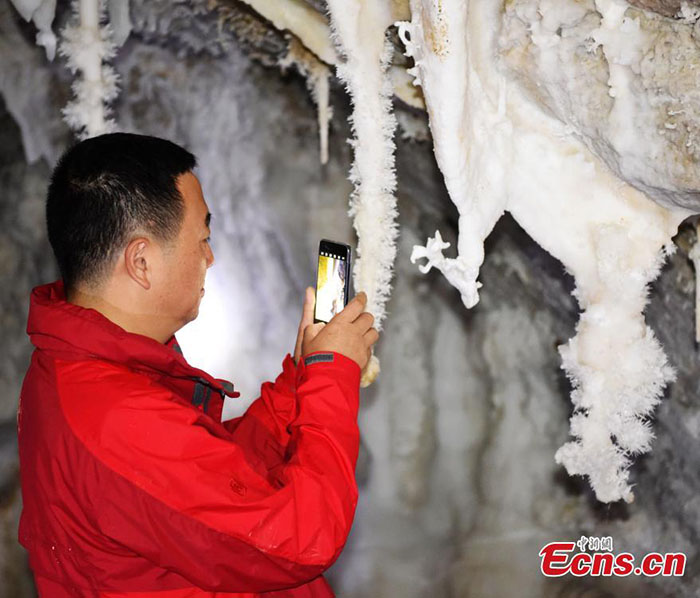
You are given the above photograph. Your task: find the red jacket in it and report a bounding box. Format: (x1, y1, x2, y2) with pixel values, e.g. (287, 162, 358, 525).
(18, 281, 361, 597)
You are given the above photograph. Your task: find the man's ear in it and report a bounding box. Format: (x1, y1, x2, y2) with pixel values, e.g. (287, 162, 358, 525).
(124, 237, 152, 290)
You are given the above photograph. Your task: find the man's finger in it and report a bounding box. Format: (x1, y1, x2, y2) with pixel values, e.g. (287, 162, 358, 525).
(294, 290, 316, 364)
(334, 291, 367, 323)
(364, 327, 379, 346)
(353, 311, 374, 332)
(301, 286, 315, 327)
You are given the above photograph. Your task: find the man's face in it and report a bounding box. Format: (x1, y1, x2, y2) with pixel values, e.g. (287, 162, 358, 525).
(152, 171, 214, 328)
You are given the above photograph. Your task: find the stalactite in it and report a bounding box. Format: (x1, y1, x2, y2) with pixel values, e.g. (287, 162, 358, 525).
(325, 0, 400, 386)
(279, 37, 332, 165)
(398, 0, 690, 502)
(107, 0, 131, 47)
(59, 0, 119, 138)
(8, 0, 57, 60)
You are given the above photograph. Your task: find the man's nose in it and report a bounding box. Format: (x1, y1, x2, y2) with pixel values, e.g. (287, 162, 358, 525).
(206, 243, 215, 268)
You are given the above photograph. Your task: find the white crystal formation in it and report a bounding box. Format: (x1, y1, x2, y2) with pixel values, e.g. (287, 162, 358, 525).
(325, 0, 400, 384)
(59, 0, 120, 138)
(9, 0, 57, 59)
(500, 0, 700, 211)
(399, 0, 691, 502)
(278, 37, 332, 165)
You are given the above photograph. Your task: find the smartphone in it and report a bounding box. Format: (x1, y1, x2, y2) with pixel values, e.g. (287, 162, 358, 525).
(314, 239, 352, 323)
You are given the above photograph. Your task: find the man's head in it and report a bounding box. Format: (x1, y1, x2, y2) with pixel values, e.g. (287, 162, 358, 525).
(47, 133, 215, 341)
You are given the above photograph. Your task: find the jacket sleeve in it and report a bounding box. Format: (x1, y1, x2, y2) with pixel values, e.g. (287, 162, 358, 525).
(60, 351, 361, 593)
(222, 353, 299, 472)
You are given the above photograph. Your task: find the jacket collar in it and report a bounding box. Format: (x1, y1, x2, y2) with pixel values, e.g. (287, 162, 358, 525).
(27, 281, 239, 397)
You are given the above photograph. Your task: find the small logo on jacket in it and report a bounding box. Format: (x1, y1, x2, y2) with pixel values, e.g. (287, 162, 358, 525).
(304, 353, 335, 366)
(229, 478, 247, 496)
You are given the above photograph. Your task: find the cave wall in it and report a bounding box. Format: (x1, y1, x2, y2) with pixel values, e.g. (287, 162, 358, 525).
(1, 0, 699, 596)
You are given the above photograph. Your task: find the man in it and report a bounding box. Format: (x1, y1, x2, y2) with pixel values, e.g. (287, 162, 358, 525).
(18, 133, 379, 597)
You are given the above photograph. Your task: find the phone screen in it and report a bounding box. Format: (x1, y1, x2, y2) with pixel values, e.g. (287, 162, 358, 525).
(315, 243, 349, 323)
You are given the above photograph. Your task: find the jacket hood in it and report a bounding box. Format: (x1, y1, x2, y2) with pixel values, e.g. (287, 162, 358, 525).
(27, 280, 239, 398)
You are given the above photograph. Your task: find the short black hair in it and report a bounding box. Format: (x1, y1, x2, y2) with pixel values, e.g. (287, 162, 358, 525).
(46, 133, 197, 292)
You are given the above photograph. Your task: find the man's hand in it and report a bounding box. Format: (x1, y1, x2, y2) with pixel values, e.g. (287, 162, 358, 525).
(293, 287, 316, 365)
(301, 292, 379, 370)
